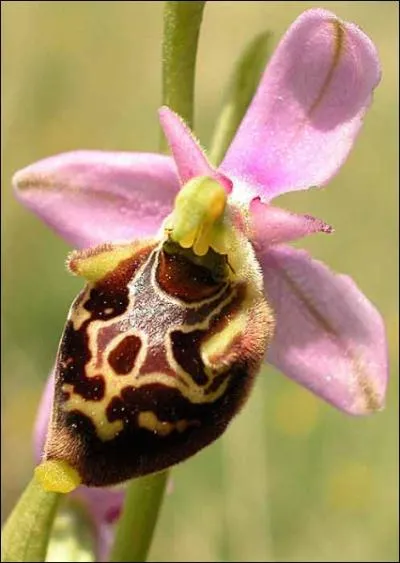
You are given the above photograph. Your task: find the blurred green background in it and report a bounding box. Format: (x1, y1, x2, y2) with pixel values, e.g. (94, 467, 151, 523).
(1, 1, 398, 561)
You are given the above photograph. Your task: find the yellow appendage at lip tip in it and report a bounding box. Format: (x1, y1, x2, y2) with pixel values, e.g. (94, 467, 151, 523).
(34, 460, 82, 494)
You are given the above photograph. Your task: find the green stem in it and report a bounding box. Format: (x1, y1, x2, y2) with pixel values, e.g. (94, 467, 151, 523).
(110, 3, 206, 561)
(1, 476, 61, 562)
(110, 472, 169, 562)
(160, 0, 206, 150)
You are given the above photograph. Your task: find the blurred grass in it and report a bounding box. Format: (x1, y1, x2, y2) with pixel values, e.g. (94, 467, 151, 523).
(1, 1, 398, 561)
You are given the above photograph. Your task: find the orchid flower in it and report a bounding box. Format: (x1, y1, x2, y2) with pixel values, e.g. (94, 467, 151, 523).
(12, 7, 387, 559)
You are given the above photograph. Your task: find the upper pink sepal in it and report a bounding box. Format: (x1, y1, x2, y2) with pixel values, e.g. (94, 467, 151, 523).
(220, 8, 381, 200)
(258, 245, 388, 415)
(13, 150, 180, 249)
(249, 197, 333, 248)
(158, 106, 232, 192)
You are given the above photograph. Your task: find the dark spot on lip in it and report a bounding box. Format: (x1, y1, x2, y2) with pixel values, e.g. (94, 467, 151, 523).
(206, 370, 230, 394)
(108, 335, 142, 375)
(156, 250, 225, 302)
(74, 374, 105, 401)
(84, 287, 129, 320)
(58, 321, 105, 401)
(170, 329, 209, 385)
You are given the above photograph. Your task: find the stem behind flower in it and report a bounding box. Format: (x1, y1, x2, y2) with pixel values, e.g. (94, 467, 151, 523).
(109, 472, 169, 562)
(160, 0, 206, 151)
(110, 2, 207, 561)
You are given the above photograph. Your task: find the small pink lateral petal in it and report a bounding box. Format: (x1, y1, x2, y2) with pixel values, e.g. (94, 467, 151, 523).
(249, 197, 333, 249)
(158, 106, 232, 192)
(13, 150, 180, 249)
(220, 9, 381, 200)
(258, 245, 388, 415)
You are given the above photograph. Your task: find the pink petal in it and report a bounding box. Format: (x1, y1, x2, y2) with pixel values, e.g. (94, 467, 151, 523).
(250, 197, 333, 249)
(259, 245, 388, 415)
(14, 150, 180, 249)
(220, 9, 381, 200)
(81, 487, 125, 563)
(158, 106, 232, 192)
(33, 371, 125, 561)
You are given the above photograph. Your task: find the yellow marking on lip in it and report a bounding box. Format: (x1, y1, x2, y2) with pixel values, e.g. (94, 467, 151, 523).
(201, 281, 273, 369)
(67, 240, 153, 283)
(62, 384, 124, 441)
(61, 324, 148, 441)
(201, 303, 247, 365)
(137, 411, 198, 436)
(69, 287, 92, 330)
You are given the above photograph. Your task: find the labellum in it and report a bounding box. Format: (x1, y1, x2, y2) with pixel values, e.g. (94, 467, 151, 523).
(38, 177, 274, 489)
